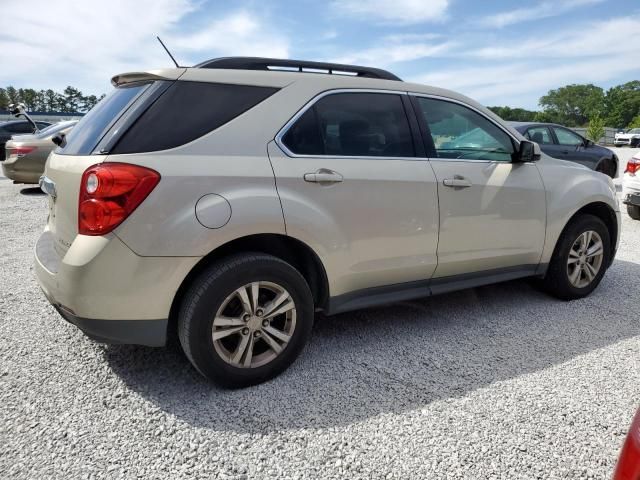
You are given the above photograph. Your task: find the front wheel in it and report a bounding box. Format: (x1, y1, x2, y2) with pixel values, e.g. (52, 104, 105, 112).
(543, 214, 611, 300)
(628, 204, 640, 220)
(178, 253, 314, 388)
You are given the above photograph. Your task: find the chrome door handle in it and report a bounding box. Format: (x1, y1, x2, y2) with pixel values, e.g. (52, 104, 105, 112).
(304, 169, 343, 184)
(442, 176, 472, 188)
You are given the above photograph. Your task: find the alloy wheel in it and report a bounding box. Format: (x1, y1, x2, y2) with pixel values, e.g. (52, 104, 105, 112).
(567, 230, 604, 289)
(212, 281, 296, 368)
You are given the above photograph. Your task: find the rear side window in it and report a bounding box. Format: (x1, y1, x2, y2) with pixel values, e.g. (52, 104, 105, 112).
(282, 92, 414, 157)
(112, 82, 278, 154)
(58, 83, 150, 155)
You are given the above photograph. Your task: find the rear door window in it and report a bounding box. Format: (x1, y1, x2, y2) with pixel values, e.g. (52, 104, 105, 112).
(553, 127, 584, 146)
(281, 92, 415, 157)
(525, 126, 554, 145)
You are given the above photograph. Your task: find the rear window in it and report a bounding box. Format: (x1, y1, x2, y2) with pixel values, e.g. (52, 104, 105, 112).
(111, 82, 278, 154)
(57, 83, 150, 155)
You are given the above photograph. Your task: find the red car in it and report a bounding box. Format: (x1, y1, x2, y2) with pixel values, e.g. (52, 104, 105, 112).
(614, 407, 640, 479)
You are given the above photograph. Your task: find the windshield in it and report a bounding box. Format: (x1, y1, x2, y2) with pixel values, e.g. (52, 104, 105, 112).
(629, 128, 640, 134)
(56, 82, 151, 155)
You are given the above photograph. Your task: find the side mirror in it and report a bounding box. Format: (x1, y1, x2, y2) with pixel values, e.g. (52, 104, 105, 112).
(513, 140, 538, 163)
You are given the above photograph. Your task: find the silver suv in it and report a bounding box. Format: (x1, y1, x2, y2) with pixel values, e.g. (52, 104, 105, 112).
(35, 57, 620, 387)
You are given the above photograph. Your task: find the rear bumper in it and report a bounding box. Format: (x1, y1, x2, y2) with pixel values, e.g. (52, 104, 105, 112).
(34, 228, 200, 346)
(1, 157, 41, 184)
(54, 305, 167, 346)
(622, 174, 640, 206)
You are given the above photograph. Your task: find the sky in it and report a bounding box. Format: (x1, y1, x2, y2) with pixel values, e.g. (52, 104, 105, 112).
(1, 0, 639, 109)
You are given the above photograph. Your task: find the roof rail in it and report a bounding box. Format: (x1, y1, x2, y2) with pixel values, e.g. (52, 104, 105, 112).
(194, 57, 402, 81)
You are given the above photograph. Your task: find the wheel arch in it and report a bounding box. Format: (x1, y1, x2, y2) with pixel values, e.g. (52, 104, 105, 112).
(168, 233, 330, 337)
(548, 201, 618, 271)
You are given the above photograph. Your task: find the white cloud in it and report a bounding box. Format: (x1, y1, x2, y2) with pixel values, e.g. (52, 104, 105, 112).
(0, 0, 289, 95)
(332, 33, 453, 66)
(331, 0, 449, 24)
(477, 0, 604, 28)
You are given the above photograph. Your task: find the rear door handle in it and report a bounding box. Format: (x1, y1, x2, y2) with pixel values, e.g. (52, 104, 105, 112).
(442, 176, 472, 188)
(304, 169, 343, 184)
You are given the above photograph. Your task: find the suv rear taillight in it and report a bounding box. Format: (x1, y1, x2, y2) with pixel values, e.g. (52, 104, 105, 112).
(613, 408, 640, 480)
(78, 163, 160, 236)
(625, 158, 640, 176)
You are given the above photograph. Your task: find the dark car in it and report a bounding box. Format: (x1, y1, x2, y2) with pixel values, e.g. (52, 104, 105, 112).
(509, 122, 618, 178)
(0, 120, 51, 161)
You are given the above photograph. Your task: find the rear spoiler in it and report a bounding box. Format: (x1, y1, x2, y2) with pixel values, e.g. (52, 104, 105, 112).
(111, 68, 187, 87)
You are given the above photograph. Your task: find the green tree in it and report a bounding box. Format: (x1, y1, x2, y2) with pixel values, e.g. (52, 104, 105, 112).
(62, 86, 83, 112)
(5, 86, 19, 105)
(0, 88, 9, 110)
(18, 88, 39, 111)
(488, 106, 537, 122)
(586, 114, 605, 143)
(629, 115, 640, 129)
(539, 84, 605, 127)
(603, 81, 640, 129)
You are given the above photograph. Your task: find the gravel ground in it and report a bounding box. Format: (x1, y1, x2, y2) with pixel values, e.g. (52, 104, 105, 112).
(0, 177, 639, 479)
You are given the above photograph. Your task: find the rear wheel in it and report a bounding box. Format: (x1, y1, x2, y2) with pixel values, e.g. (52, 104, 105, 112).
(543, 215, 610, 300)
(178, 253, 314, 387)
(628, 204, 640, 220)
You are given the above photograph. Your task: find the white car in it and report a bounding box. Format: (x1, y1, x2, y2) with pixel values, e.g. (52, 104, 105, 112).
(622, 152, 640, 219)
(614, 128, 640, 147)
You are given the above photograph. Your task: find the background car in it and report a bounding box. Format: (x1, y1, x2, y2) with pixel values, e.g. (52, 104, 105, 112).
(622, 151, 640, 220)
(0, 120, 51, 161)
(1, 120, 77, 184)
(613, 406, 640, 480)
(509, 122, 618, 178)
(614, 127, 640, 147)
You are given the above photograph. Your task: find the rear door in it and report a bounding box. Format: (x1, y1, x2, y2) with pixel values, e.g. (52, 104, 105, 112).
(269, 90, 439, 297)
(411, 95, 546, 279)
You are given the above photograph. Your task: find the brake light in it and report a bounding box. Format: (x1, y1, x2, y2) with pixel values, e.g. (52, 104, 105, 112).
(625, 158, 640, 175)
(613, 408, 640, 480)
(78, 163, 160, 235)
(7, 146, 37, 157)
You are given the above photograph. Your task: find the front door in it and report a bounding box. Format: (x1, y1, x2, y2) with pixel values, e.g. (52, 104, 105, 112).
(412, 95, 546, 279)
(269, 91, 439, 298)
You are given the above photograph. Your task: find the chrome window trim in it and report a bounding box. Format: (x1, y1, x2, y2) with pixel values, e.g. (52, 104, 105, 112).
(274, 88, 422, 161)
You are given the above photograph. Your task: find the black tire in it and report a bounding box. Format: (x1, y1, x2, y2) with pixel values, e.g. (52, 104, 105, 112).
(178, 253, 314, 388)
(543, 214, 611, 300)
(628, 204, 640, 220)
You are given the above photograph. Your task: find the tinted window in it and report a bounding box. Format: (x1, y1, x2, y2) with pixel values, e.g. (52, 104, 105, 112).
(58, 83, 150, 155)
(5, 122, 35, 134)
(525, 126, 553, 145)
(282, 92, 414, 157)
(113, 82, 278, 154)
(553, 127, 583, 146)
(416, 97, 514, 161)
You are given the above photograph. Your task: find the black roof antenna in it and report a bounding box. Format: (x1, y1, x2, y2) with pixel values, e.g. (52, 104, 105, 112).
(156, 36, 181, 68)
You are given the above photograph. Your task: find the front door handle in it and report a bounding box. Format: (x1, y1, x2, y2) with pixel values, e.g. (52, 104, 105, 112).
(304, 169, 343, 184)
(442, 176, 472, 188)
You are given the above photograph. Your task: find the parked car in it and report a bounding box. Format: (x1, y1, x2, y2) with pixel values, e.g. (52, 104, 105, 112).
(509, 122, 618, 178)
(2, 120, 77, 183)
(0, 120, 51, 161)
(613, 407, 640, 480)
(622, 151, 640, 220)
(614, 128, 640, 147)
(35, 57, 620, 387)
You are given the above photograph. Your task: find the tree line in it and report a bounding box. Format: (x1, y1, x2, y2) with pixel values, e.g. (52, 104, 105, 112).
(0, 86, 105, 113)
(489, 80, 640, 129)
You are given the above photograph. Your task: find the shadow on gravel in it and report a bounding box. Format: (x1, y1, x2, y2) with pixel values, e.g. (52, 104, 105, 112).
(105, 259, 640, 434)
(19, 187, 45, 196)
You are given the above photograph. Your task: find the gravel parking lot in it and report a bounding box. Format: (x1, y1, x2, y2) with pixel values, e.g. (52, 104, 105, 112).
(1, 176, 639, 479)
